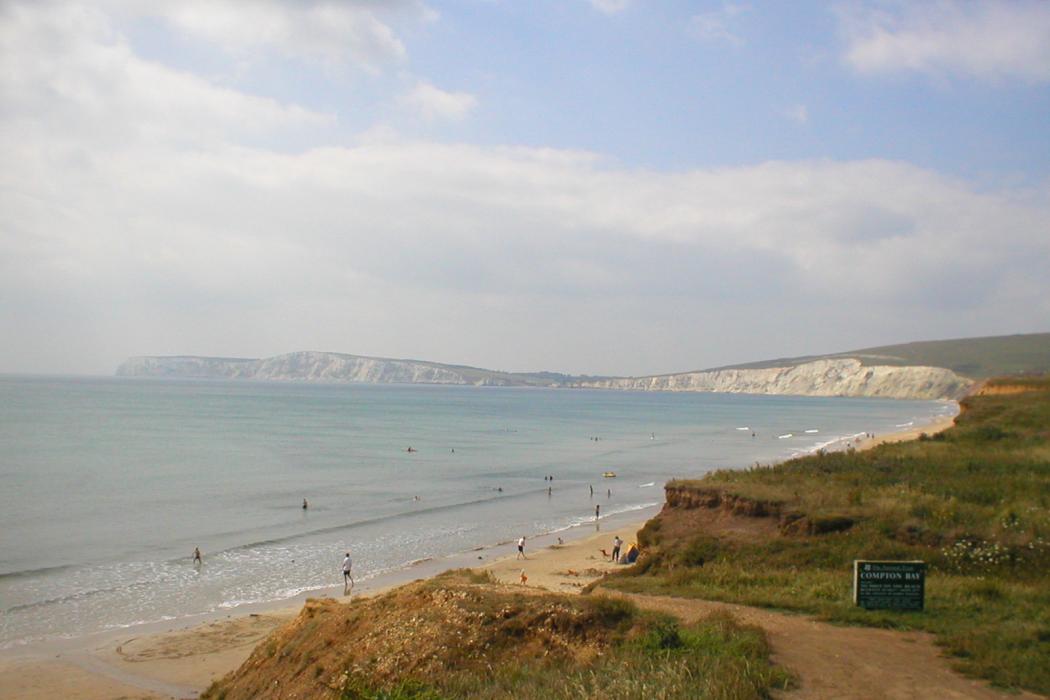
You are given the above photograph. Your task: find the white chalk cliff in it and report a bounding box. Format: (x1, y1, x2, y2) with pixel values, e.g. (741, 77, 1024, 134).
(116, 352, 972, 400)
(569, 358, 969, 400)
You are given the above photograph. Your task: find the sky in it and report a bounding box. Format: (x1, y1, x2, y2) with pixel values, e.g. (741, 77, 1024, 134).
(1, 0, 1049, 376)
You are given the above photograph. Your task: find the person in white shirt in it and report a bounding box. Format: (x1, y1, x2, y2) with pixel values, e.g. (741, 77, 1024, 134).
(517, 536, 526, 560)
(342, 552, 353, 590)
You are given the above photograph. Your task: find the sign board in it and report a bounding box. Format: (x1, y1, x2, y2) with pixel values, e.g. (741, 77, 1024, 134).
(853, 560, 925, 611)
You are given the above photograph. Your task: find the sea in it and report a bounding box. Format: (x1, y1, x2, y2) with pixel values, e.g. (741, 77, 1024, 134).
(0, 376, 955, 649)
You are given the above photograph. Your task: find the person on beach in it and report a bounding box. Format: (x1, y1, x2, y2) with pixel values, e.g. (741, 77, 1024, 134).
(342, 552, 353, 590)
(517, 536, 526, 559)
(595, 504, 600, 520)
(302, 498, 308, 510)
(590, 484, 594, 496)
(193, 547, 202, 565)
(612, 535, 622, 562)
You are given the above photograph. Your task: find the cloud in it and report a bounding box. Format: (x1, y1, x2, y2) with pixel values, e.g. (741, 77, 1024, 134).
(399, 81, 478, 121)
(840, 1, 1050, 82)
(689, 3, 749, 46)
(2, 1, 1049, 375)
(0, 1, 334, 149)
(589, 0, 631, 14)
(148, 0, 412, 68)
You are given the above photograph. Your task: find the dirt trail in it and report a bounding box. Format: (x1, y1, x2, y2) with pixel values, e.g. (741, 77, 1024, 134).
(601, 590, 1045, 700)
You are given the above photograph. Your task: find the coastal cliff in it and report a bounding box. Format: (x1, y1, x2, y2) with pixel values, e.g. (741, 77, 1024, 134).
(571, 358, 970, 400)
(116, 351, 522, 386)
(116, 352, 972, 399)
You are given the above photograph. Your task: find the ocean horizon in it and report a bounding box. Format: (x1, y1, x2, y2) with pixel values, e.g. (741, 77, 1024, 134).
(0, 376, 954, 649)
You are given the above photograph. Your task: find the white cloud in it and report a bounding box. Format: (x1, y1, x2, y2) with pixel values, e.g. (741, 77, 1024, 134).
(148, 0, 411, 68)
(841, 1, 1050, 82)
(399, 81, 478, 121)
(589, 0, 631, 14)
(0, 1, 333, 149)
(689, 3, 749, 46)
(2, 1, 1049, 375)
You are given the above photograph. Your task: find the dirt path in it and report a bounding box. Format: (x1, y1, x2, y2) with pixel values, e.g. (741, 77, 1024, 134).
(601, 590, 1045, 700)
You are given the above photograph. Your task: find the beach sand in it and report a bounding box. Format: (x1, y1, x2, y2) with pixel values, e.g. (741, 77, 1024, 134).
(0, 414, 954, 699)
(483, 522, 645, 593)
(855, 413, 956, 451)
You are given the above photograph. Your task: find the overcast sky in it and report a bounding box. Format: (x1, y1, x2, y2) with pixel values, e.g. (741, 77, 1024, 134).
(2, 1, 1049, 376)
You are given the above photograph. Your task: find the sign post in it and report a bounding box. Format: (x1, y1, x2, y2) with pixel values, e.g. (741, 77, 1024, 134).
(853, 560, 925, 611)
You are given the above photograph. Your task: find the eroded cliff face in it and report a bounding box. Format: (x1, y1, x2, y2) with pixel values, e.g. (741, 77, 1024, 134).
(572, 358, 971, 400)
(116, 354, 972, 399)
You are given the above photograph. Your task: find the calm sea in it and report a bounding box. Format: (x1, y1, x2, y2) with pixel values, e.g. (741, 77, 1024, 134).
(0, 376, 954, 648)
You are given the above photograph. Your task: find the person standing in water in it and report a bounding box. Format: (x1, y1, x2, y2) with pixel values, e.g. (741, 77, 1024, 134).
(595, 504, 600, 520)
(193, 547, 202, 566)
(342, 552, 353, 591)
(302, 498, 308, 510)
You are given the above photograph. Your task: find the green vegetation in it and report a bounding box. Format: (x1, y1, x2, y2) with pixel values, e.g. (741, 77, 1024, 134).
(605, 376, 1050, 693)
(710, 332, 1050, 378)
(205, 569, 792, 700)
(340, 604, 793, 700)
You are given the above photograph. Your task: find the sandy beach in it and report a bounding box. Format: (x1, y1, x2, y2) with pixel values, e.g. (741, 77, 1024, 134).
(0, 413, 955, 700)
(855, 413, 956, 451)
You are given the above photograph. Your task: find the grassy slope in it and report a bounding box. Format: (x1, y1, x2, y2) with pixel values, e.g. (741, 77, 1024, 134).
(703, 332, 1050, 378)
(204, 571, 791, 700)
(605, 376, 1050, 693)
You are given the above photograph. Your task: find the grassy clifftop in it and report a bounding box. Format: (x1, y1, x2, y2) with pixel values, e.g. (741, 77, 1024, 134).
(710, 332, 1050, 378)
(605, 375, 1050, 693)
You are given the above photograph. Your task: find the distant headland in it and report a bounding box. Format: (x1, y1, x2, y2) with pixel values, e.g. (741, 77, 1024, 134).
(116, 332, 1050, 401)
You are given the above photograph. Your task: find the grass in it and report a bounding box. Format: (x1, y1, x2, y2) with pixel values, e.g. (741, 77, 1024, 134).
(710, 332, 1050, 378)
(339, 605, 793, 700)
(605, 376, 1050, 693)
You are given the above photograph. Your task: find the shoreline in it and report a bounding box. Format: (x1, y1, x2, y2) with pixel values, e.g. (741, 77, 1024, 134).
(0, 410, 956, 699)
